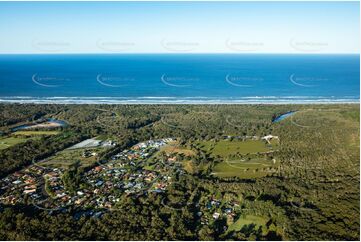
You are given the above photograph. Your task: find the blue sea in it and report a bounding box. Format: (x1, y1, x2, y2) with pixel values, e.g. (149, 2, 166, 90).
(0, 54, 359, 104)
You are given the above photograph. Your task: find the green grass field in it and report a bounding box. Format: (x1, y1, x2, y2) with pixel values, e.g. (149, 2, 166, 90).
(0, 137, 29, 150)
(196, 139, 278, 178)
(0, 130, 59, 150)
(213, 157, 278, 179)
(160, 141, 196, 156)
(227, 215, 268, 233)
(13, 131, 59, 136)
(197, 140, 271, 157)
(40, 147, 105, 169)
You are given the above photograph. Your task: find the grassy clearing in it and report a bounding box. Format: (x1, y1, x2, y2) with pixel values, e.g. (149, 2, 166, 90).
(213, 158, 278, 179)
(0, 137, 29, 150)
(198, 140, 270, 157)
(40, 147, 106, 169)
(157, 141, 197, 173)
(227, 215, 268, 233)
(12, 130, 59, 136)
(0, 130, 59, 150)
(198, 139, 277, 178)
(160, 141, 196, 156)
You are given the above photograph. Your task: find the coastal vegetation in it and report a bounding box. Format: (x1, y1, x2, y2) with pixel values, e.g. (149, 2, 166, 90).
(0, 103, 359, 241)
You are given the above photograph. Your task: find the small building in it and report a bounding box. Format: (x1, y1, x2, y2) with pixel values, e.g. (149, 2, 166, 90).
(23, 189, 36, 194)
(261, 135, 279, 143)
(213, 212, 220, 220)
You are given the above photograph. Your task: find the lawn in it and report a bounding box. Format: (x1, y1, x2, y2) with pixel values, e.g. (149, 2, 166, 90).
(0, 137, 29, 150)
(157, 142, 197, 173)
(212, 157, 278, 179)
(40, 147, 106, 169)
(197, 140, 271, 157)
(160, 141, 196, 156)
(13, 130, 60, 136)
(227, 215, 268, 233)
(0, 130, 60, 150)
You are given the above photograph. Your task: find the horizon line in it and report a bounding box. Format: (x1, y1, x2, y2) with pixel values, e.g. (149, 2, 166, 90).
(0, 52, 359, 55)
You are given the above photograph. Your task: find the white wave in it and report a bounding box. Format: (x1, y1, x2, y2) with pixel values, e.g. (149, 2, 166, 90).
(0, 96, 359, 105)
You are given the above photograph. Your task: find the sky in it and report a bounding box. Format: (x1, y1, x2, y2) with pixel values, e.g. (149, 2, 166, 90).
(0, 1, 359, 54)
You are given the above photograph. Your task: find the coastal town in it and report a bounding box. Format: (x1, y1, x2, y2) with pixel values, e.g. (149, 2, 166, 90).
(0, 114, 282, 225)
(0, 138, 177, 212)
(0, 114, 280, 221)
(0, 134, 264, 226)
(0, 134, 279, 231)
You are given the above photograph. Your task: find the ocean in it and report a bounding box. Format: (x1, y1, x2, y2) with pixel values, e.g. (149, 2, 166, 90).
(0, 54, 359, 104)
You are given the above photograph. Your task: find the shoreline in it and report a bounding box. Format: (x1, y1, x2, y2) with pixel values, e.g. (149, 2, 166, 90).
(0, 96, 359, 105)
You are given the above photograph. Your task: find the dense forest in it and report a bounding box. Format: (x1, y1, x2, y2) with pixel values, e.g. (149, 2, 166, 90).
(0, 103, 359, 240)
